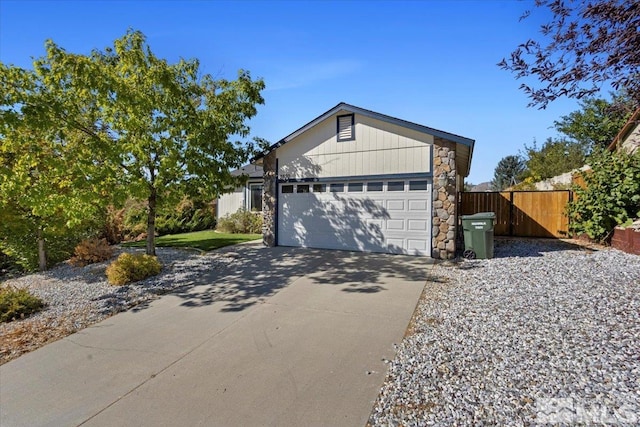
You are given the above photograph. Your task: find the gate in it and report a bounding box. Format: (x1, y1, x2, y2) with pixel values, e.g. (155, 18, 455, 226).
(459, 191, 572, 238)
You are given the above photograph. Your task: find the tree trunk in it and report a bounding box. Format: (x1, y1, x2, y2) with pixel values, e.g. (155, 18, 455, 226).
(146, 187, 157, 256)
(37, 228, 47, 271)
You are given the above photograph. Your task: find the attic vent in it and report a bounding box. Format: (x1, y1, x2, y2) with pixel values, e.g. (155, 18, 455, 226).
(337, 114, 355, 141)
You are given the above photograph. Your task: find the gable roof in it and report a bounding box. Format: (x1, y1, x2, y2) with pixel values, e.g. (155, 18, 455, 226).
(231, 163, 263, 179)
(254, 102, 475, 176)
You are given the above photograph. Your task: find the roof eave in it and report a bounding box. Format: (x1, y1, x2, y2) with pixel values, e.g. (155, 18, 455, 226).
(607, 107, 640, 151)
(252, 102, 475, 174)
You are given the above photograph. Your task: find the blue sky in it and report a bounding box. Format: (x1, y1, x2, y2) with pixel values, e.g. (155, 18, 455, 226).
(0, 0, 588, 183)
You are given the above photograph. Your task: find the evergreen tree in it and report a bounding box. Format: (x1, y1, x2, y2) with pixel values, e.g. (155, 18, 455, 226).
(491, 155, 526, 190)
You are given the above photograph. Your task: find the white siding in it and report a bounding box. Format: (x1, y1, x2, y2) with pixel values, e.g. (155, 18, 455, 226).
(217, 189, 244, 219)
(621, 122, 640, 154)
(277, 113, 433, 179)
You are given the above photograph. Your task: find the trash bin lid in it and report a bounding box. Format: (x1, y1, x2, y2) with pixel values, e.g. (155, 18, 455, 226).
(461, 212, 496, 220)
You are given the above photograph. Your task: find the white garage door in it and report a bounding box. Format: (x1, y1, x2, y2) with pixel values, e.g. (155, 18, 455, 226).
(277, 178, 432, 256)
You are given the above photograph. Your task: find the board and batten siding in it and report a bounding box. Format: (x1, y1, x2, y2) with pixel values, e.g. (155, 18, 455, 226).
(217, 189, 244, 218)
(277, 113, 433, 179)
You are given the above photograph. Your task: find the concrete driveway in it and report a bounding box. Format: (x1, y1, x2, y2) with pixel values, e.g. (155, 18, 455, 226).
(0, 244, 431, 427)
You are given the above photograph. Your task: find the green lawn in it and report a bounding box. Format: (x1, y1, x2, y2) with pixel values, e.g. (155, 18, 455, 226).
(123, 230, 261, 252)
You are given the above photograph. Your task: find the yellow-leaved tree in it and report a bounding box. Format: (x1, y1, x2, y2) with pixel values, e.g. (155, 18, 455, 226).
(0, 29, 266, 269)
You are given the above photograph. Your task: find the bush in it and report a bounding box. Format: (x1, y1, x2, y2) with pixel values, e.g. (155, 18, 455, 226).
(0, 286, 45, 323)
(119, 197, 217, 240)
(0, 220, 93, 272)
(101, 205, 126, 244)
(106, 253, 162, 285)
(0, 251, 23, 280)
(216, 209, 262, 234)
(568, 148, 640, 242)
(155, 197, 216, 235)
(69, 238, 115, 267)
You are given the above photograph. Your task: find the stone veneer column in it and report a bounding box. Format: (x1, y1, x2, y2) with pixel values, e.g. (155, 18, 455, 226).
(262, 151, 277, 247)
(432, 139, 457, 259)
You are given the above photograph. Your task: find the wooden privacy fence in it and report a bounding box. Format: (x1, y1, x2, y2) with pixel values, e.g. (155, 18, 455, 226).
(459, 191, 572, 238)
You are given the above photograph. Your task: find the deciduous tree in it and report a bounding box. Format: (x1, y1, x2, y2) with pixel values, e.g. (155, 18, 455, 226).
(522, 137, 586, 181)
(553, 93, 635, 152)
(87, 31, 265, 255)
(0, 64, 111, 270)
(1, 29, 266, 263)
(499, 0, 640, 108)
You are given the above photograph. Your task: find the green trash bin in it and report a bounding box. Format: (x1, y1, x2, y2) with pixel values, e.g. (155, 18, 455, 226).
(461, 212, 495, 259)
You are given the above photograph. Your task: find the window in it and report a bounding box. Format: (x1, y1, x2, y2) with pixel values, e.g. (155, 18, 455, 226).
(249, 184, 263, 211)
(336, 114, 354, 141)
(297, 184, 310, 193)
(348, 182, 363, 192)
(330, 183, 344, 192)
(388, 181, 404, 191)
(313, 183, 326, 193)
(282, 185, 294, 193)
(367, 182, 383, 192)
(409, 180, 429, 191)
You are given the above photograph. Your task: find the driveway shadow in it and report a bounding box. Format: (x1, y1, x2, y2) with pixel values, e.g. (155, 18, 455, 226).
(145, 244, 437, 313)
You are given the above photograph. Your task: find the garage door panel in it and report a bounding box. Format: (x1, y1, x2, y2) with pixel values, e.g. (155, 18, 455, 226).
(408, 219, 428, 231)
(365, 219, 384, 229)
(386, 239, 405, 254)
(387, 200, 405, 211)
(278, 178, 432, 256)
(408, 199, 429, 211)
(326, 199, 343, 211)
(407, 239, 428, 251)
(386, 219, 405, 231)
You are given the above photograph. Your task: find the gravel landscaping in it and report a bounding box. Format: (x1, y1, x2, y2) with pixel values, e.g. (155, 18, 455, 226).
(3, 238, 639, 424)
(370, 239, 640, 426)
(0, 247, 234, 364)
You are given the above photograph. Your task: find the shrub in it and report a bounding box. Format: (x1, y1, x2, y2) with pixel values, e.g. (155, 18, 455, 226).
(0, 286, 45, 323)
(155, 197, 216, 235)
(69, 238, 115, 267)
(0, 221, 92, 271)
(0, 251, 23, 280)
(216, 209, 262, 234)
(568, 148, 640, 242)
(106, 253, 162, 286)
(101, 205, 126, 244)
(120, 197, 217, 240)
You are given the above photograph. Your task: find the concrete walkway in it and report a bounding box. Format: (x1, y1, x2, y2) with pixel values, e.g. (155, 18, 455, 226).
(1, 245, 430, 427)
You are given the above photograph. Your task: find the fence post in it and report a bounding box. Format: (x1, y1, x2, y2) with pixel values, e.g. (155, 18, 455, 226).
(567, 190, 573, 236)
(509, 191, 514, 236)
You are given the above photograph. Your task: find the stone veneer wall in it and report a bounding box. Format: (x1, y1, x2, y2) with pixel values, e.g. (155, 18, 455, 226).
(432, 139, 458, 259)
(262, 151, 277, 247)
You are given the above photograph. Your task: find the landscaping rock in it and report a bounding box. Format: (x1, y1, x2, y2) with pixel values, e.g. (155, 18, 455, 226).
(370, 239, 640, 426)
(0, 247, 232, 364)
